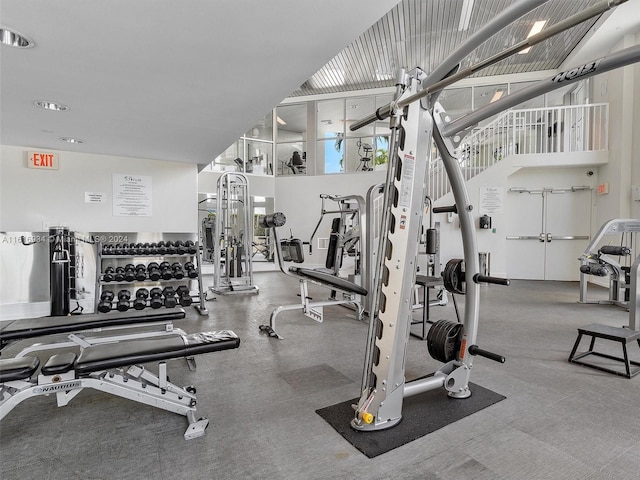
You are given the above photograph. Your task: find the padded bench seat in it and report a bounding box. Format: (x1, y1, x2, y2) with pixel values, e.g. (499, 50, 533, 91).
(289, 267, 368, 296)
(0, 357, 40, 382)
(75, 330, 240, 374)
(0, 309, 186, 348)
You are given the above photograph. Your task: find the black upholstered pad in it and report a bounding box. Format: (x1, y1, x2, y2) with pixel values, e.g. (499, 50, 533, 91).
(289, 267, 368, 296)
(42, 353, 78, 375)
(0, 356, 40, 382)
(0, 309, 186, 344)
(75, 330, 239, 374)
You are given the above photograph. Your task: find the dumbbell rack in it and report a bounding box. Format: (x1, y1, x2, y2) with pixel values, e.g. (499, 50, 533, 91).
(94, 241, 208, 315)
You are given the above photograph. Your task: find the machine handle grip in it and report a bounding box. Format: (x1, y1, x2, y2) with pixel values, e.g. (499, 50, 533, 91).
(599, 245, 631, 256)
(350, 104, 392, 132)
(432, 205, 458, 214)
(468, 345, 505, 363)
(473, 274, 510, 286)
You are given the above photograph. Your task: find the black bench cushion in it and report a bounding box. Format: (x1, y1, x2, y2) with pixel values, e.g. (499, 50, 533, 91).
(0, 309, 186, 344)
(289, 267, 368, 296)
(75, 330, 239, 374)
(0, 356, 40, 382)
(42, 353, 78, 375)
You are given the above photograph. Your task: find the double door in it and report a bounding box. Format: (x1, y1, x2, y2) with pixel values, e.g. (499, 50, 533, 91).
(506, 188, 591, 281)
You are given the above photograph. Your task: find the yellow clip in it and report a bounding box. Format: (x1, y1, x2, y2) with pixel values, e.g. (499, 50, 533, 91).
(361, 412, 374, 424)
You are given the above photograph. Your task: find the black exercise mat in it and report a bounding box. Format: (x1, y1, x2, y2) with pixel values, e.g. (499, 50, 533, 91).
(316, 382, 505, 458)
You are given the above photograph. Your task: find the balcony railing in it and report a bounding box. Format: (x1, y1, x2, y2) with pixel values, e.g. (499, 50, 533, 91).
(428, 103, 609, 200)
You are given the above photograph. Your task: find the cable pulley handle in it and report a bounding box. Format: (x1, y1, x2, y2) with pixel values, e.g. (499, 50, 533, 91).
(468, 345, 505, 363)
(473, 274, 510, 286)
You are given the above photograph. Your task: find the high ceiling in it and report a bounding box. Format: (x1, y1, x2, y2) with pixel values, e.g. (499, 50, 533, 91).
(0, 0, 399, 166)
(293, 0, 639, 96)
(1, 0, 638, 167)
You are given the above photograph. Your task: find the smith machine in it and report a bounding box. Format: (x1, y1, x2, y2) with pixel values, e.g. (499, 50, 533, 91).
(345, 0, 639, 431)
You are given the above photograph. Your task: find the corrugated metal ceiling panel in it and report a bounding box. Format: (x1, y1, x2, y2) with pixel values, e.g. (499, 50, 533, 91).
(292, 0, 601, 97)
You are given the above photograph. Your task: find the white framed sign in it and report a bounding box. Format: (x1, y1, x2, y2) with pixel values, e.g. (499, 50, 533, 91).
(479, 186, 504, 215)
(112, 174, 152, 217)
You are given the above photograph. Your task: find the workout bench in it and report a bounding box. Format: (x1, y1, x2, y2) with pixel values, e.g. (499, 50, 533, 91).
(0, 309, 188, 359)
(0, 330, 240, 440)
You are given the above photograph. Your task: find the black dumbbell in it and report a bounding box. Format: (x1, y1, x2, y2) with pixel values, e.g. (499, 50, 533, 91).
(185, 240, 197, 254)
(162, 286, 177, 308)
(157, 241, 167, 255)
(98, 290, 114, 313)
(102, 244, 114, 255)
(123, 264, 136, 282)
(103, 266, 115, 282)
(114, 266, 125, 282)
(175, 240, 186, 255)
(172, 262, 185, 279)
(165, 241, 177, 254)
(117, 290, 131, 312)
(150, 287, 163, 309)
(133, 288, 149, 310)
(141, 243, 151, 255)
(113, 244, 123, 255)
(176, 285, 192, 307)
(147, 262, 161, 281)
(184, 262, 198, 278)
(135, 264, 147, 281)
(149, 242, 159, 255)
(160, 261, 173, 280)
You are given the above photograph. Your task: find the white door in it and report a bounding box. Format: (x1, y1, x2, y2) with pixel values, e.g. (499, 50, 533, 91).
(506, 188, 591, 280)
(506, 191, 545, 280)
(544, 189, 591, 281)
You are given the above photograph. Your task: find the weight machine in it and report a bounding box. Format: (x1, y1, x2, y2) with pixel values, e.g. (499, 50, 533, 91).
(578, 218, 640, 326)
(258, 213, 367, 339)
(348, 0, 638, 431)
(259, 194, 367, 338)
(210, 172, 258, 295)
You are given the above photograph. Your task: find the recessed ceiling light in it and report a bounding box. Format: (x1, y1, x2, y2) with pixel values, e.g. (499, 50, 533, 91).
(490, 90, 505, 103)
(0, 28, 34, 48)
(34, 100, 69, 112)
(60, 137, 85, 144)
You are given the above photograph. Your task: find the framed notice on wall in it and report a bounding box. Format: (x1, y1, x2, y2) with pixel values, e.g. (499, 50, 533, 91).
(112, 174, 152, 217)
(479, 186, 504, 215)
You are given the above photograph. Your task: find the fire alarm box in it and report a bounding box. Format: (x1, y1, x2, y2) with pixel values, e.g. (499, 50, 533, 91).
(479, 214, 491, 229)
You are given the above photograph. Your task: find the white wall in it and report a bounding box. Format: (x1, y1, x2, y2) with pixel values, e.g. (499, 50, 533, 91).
(434, 156, 601, 278)
(0, 145, 198, 233)
(589, 33, 640, 225)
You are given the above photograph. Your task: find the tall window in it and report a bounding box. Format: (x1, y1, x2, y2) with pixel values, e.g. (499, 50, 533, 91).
(208, 112, 274, 176)
(276, 104, 307, 176)
(316, 94, 392, 175)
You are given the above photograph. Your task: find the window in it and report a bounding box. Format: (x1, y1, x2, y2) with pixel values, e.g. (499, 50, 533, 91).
(276, 104, 307, 176)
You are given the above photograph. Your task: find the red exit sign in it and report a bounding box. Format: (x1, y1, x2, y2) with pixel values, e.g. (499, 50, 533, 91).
(27, 151, 59, 170)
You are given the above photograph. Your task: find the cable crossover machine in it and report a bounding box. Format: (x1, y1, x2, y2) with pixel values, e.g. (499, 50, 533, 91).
(340, 0, 639, 431)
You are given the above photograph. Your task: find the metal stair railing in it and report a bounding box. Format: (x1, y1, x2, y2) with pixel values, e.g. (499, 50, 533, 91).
(428, 103, 608, 200)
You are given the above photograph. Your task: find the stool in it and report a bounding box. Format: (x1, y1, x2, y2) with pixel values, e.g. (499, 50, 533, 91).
(411, 275, 444, 340)
(568, 323, 640, 378)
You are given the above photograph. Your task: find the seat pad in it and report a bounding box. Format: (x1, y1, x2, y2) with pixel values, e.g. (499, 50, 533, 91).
(0, 356, 40, 382)
(0, 309, 186, 344)
(289, 267, 368, 296)
(75, 330, 239, 374)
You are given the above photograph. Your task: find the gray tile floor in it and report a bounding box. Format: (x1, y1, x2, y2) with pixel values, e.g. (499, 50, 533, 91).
(1, 273, 639, 480)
